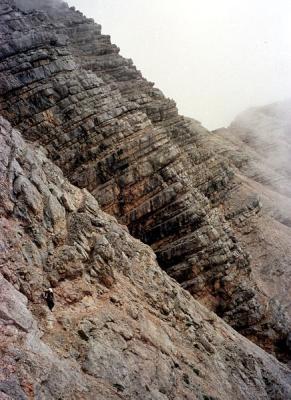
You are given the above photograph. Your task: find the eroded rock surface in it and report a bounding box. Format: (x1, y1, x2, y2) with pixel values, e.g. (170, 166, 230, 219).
(0, 0, 290, 361)
(1, 117, 291, 399)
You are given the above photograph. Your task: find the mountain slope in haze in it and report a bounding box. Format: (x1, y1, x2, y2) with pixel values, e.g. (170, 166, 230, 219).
(212, 100, 291, 357)
(214, 99, 291, 199)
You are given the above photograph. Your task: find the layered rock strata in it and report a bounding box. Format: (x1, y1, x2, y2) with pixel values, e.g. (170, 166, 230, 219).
(1, 116, 291, 399)
(0, 0, 290, 360)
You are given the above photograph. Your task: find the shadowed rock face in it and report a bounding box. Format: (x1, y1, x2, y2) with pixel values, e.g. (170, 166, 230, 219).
(1, 116, 291, 399)
(0, 0, 290, 360)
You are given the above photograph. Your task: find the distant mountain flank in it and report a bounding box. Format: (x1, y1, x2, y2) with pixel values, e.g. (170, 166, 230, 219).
(212, 100, 291, 358)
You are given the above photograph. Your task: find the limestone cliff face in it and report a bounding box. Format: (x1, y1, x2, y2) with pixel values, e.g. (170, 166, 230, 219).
(0, 0, 290, 362)
(1, 116, 291, 399)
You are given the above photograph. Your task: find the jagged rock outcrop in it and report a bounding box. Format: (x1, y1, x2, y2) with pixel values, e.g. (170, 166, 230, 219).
(1, 116, 291, 399)
(0, 0, 290, 361)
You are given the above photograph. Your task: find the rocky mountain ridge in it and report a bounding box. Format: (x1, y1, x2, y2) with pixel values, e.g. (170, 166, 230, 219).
(1, 115, 291, 399)
(0, 0, 290, 359)
(0, 0, 291, 397)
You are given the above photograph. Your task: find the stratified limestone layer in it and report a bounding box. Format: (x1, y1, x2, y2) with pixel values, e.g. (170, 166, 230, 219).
(0, 0, 290, 359)
(1, 116, 291, 400)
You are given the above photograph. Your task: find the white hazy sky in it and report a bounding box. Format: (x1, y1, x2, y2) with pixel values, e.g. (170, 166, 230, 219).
(67, 0, 291, 130)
